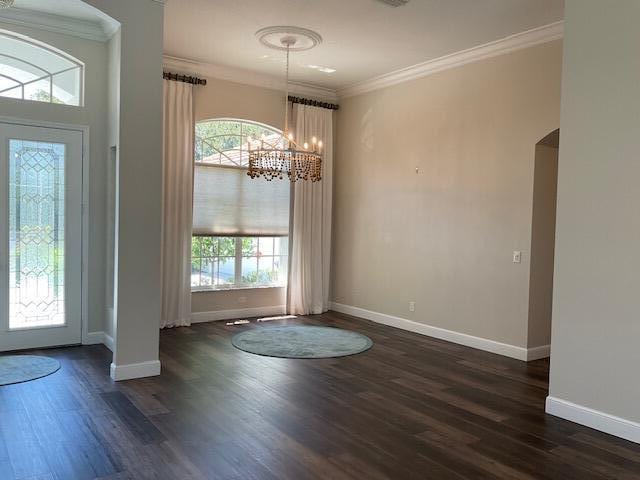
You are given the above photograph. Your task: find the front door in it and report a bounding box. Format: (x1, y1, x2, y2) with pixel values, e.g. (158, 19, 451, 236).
(0, 123, 83, 351)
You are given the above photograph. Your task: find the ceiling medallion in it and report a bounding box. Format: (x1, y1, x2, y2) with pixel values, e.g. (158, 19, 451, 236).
(255, 26, 322, 52)
(248, 28, 323, 183)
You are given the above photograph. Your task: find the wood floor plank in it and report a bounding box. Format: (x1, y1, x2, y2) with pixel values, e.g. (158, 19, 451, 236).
(2, 312, 640, 479)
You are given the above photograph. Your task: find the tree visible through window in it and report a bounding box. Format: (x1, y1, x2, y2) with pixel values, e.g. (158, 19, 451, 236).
(191, 236, 288, 289)
(0, 30, 83, 106)
(195, 118, 284, 167)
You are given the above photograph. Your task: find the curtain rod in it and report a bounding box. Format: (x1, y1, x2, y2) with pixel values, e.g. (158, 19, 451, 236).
(288, 95, 339, 111)
(163, 71, 207, 86)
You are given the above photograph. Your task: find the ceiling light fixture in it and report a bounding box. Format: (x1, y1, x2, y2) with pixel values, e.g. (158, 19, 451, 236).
(308, 64, 337, 74)
(0, 0, 15, 9)
(248, 27, 324, 182)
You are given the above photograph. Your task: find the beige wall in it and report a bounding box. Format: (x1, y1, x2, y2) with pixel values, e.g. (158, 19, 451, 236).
(549, 0, 640, 424)
(192, 77, 288, 314)
(332, 41, 562, 348)
(192, 287, 286, 315)
(195, 77, 284, 130)
(528, 144, 558, 348)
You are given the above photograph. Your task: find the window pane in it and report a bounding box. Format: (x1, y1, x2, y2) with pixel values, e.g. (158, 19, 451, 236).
(241, 237, 257, 256)
(1, 34, 74, 74)
(217, 237, 235, 257)
(0, 85, 22, 100)
(191, 235, 287, 289)
(212, 135, 241, 151)
(258, 237, 275, 256)
(275, 237, 289, 256)
(52, 67, 81, 105)
(0, 54, 45, 83)
(191, 258, 200, 287)
(0, 76, 19, 91)
(241, 256, 258, 284)
(217, 257, 235, 285)
(200, 236, 216, 257)
(200, 258, 217, 287)
(0, 32, 83, 106)
(24, 78, 51, 102)
(258, 256, 275, 284)
(195, 120, 283, 168)
(191, 236, 201, 259)
(196, 120, 246, 166)
(196, 120, 240, 138)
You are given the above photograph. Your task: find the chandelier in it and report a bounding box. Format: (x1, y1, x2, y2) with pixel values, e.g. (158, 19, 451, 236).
(0, 0, 15, 9)
(248, 29, 323, 182)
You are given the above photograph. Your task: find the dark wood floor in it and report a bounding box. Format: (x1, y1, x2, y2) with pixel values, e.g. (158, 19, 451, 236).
(2, 312, 640, 479)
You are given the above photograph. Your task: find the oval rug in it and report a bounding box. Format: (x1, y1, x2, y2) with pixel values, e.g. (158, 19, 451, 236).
(231, 325, 373, 359)
(0, 355, 61, 386)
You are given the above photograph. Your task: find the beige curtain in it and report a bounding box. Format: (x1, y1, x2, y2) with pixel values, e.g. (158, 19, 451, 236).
(288, 104, 333, 315)
(160, 80, 194, 328)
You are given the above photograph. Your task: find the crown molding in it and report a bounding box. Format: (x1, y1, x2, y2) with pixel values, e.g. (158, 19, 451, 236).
(163, 54, 339, 103)
(0, 7, 112, 42)
(338, 21, 564, 98)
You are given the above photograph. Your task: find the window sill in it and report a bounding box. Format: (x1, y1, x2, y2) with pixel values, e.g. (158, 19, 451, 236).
(191, 285, 286, 293)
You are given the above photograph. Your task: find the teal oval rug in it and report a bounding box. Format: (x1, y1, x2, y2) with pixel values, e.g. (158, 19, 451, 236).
(231, 325, 373, 359)
(0, 355, 60, 386)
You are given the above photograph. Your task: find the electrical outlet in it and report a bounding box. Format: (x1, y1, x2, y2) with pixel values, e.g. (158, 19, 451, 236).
(409, 301, 416, 312)
(513, 251, 522, 263)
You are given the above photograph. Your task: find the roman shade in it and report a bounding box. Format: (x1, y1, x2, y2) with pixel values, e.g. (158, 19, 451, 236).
(193, 164, 290, 236)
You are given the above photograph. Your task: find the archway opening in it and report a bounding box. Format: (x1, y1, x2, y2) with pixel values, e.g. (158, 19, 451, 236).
(528, 129, 559, 357)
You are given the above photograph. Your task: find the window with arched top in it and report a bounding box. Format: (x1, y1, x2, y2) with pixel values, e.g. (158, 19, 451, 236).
(192, 119, 290, 290)
(0, 30, 83, 106)
(195, 118, 284, 167)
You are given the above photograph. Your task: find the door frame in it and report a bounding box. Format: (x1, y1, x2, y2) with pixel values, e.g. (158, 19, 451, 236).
(0, 115, 90, 348)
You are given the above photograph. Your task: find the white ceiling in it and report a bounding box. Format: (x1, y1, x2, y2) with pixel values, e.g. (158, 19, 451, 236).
(164, 0, 564, 91)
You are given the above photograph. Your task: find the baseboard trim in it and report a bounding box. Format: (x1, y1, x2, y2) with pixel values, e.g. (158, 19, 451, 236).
(103, 333, 114, 352)
(83, 331, 104, 345)
(83, 331, 114, 352)
(110, 360, 161, 381)
(546, 396, 640, 444)
(526, 344, 551, 361)
(330, 302, 544, 361)
(191, 305, 287, 324)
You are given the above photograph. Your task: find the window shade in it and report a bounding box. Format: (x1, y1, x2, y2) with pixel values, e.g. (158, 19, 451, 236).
(193, 164, 290, 236)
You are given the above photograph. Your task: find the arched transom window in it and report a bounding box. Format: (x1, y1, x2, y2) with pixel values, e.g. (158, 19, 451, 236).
(0, 30, 83, 106)
(195, 118, 284, 167)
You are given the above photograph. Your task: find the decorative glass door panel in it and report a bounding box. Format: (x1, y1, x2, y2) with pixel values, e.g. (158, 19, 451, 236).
(0, 123, 82, 351)
(9, 140, 66, 330)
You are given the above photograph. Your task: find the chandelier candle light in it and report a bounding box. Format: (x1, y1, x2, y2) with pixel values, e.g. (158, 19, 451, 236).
(248, 29, 323, 182)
